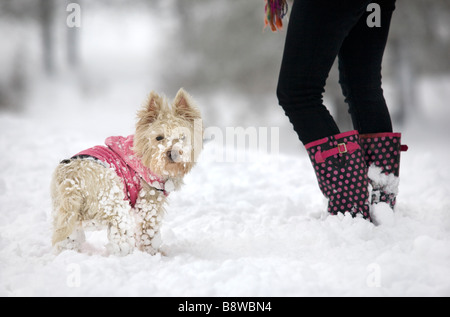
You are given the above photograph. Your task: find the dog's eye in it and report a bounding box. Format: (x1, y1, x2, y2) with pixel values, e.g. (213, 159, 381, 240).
(156, 136, 164, 141)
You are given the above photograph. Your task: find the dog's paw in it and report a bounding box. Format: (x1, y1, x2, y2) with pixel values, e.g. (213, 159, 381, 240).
(106, 241, 134, 256)
(140, 245, 158, 255)
(53, 232, 85, 254)
(138, 244, 167, 256)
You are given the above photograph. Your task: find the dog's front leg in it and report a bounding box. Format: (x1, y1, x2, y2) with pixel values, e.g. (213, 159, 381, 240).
(133, 186, 166, 255)
(104, 201, 136, 256)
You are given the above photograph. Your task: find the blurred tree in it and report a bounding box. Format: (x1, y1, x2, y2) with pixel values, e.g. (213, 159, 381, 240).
(0, 0, 37, 111)
(40, 0, 55, 75)
(66, 0, 81, 69)
(387, 0, 450, 124)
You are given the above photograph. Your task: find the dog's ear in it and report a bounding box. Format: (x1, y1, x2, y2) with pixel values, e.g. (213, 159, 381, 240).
(137, 91, 162, 125)
(173, 88, 201, 122)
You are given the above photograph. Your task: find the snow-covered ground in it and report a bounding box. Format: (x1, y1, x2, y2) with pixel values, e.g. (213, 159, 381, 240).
(1, 76, 450, 297)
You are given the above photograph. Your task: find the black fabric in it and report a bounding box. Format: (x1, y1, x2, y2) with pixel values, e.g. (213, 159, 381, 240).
(277, 0, 396, 145)
(60, 155, 101, 165)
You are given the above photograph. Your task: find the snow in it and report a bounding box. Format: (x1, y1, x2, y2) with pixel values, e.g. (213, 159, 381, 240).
(1, 78, 450, 297)
(368, 165, 400, 196)
(371, 203, 396, 227)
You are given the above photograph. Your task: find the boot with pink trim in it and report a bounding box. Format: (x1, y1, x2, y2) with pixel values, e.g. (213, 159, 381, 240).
(305, 130, 371, 220)
(359, 132, 408, 209)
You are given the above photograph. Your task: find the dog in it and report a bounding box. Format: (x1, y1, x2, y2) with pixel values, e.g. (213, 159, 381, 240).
(51, 88, 202, 255)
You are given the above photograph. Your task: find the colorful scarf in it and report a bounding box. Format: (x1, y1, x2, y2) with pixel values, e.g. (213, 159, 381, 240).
(264, 0, 289, 32)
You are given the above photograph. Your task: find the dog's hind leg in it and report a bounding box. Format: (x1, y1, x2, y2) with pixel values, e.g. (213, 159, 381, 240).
(51, 166, 85, 252)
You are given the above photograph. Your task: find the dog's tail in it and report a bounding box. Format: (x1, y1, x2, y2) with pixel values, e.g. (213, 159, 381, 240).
(51, 167, 83, 246)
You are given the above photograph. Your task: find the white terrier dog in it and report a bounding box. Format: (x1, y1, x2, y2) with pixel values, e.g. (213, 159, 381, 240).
(51, 89, 202, 255)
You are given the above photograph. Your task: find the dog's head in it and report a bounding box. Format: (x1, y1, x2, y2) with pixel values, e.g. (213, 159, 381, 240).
(134, 89, 202, 182)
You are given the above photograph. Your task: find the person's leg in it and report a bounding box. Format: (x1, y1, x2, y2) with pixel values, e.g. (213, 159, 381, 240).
(337, 0, 408, 211)
(277, 0, 371, 145)
(338, 0, 397, 134)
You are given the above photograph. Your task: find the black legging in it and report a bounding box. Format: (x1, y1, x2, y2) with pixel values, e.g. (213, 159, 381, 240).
(277, 0, 396, 145)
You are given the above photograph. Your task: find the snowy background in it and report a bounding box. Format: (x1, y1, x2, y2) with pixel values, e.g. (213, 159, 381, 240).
(1, 0, 450, 296)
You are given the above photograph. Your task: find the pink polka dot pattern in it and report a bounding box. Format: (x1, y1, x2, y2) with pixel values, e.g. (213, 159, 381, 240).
(360, 133, 406, 209)
(305, 131, 371, 220)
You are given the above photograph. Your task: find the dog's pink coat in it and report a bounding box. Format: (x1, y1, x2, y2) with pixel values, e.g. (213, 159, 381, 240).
(75, 135, 167, 207)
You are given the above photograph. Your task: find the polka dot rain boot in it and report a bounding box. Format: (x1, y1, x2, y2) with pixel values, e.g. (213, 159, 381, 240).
(359, 132, 408, 210)
(305, 130, 371, 220)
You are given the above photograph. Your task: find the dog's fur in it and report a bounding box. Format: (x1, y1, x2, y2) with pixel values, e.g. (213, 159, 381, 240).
(51, 89, 202, 255)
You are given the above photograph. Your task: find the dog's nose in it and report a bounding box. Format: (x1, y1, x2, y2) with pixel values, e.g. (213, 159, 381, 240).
(167, 149, 184, 162)
(167, 150, 173, 162)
